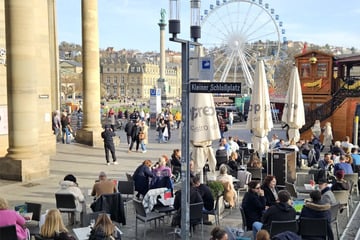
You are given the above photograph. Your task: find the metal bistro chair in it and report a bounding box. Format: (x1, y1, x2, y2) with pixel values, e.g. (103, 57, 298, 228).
(344, 173, 359, 196)
(203, 195, 221, 226)
(295, 172, 314, 187)
(330, 203, 341, 239)
(270, 220, 298, 237)
(247, 167, 263, 182)
(285, 182, 308, 200)
(117, 180, 135, 216)
(0, 225, 17, 240)
(25, 202, 42, 236)
(299, 217, 328, 239)
(189, 202, 204, 239)
(332, 190, 350, 218)
(133, 198, 165, 239)
(55, 193, 77, 225)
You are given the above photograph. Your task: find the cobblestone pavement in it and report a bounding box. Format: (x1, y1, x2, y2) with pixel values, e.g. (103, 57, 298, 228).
(0, 123, 358, 239)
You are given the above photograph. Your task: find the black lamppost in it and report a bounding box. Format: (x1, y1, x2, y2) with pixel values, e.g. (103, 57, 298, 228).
(169, 1, 201, 239)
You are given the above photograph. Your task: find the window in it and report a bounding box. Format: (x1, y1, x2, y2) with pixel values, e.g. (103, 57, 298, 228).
(300, 63, 310, 78)
(317, 63, 328, 78)
(114, 77, 117, 83)
(107, 76, 110, 83)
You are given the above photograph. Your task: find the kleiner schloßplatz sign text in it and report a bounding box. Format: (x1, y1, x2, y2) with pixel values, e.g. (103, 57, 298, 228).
(190, 82, 241, 93)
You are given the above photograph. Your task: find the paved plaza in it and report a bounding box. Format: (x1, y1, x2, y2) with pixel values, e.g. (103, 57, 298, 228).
(0, 123, 358, 239)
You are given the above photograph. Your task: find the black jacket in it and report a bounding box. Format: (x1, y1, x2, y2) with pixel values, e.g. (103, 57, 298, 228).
(262, 184, 278, 207)
(174, 186, 203, 210)
(124, 121, 134, 136)
(300, 201, 333, 240)
(196, 184, 214, 211)
(91, 193, 126, 225)
(241, 191, 266, 230)
(101, 128, 115, 145)
(261, 202, 296, 232)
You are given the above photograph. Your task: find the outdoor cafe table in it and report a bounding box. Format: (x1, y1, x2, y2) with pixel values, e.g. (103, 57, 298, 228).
(296, 184, 319, 194)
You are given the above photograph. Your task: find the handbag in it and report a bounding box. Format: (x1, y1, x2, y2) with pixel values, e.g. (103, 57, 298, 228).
(224, 125, 228, 132)
(138, 132, 145, 140)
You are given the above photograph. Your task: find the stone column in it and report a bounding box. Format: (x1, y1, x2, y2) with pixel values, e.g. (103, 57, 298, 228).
(0, 0, 8, 156)
(48, 0, 60, 112)
(76, 0, 102, 146)
(157, 20, 168, 101)
(35, 0, 55, 155)
(0, 0, 49, 181)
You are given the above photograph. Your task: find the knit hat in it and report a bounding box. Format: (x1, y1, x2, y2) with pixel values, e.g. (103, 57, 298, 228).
(335, 169, 345, 179)
(99, 171, 107, 177)
(64, 174, 77, 184)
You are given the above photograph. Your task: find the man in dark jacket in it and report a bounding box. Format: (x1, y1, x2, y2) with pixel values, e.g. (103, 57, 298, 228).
(252, 190, 296, 238)
(300, 190, 333, 240)
(124, 120, 134, 147)
(101, 125, 117, 165)
(192, 176, 214, 211)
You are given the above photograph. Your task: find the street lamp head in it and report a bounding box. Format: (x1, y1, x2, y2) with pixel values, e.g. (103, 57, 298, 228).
(169, 0, 180, 36)
(190, 0, 201, 41)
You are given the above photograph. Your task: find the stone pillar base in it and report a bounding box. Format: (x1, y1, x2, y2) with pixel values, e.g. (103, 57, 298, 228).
(76, 129, 102, 147)
(0, 155, 50, 181)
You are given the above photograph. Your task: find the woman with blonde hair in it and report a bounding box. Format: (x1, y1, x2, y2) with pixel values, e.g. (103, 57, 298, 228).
(0, 197, 30, 240)
(88, 213, 121, 240)
(39, 209, 75, 240)
(216, 164, 237, 207)
(152, 155, 172, 177)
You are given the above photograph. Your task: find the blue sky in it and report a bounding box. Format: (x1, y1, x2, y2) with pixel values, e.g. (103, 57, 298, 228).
(57, 0, 360, 52)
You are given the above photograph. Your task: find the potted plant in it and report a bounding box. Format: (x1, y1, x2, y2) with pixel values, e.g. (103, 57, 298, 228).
(208, 181, 224, 198)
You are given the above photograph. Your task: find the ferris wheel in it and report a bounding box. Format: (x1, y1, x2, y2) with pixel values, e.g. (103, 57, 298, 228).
(200, 0, 286, 92)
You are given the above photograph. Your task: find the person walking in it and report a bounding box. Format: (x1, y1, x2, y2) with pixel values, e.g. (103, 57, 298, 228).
(174, 110, 182, 129)
(139, 120, 148, 153)
(128, 120, 141, 152)
(101, 125, 118, 165)
(124, 119, 134, 147)
(228, 111, 234, 128)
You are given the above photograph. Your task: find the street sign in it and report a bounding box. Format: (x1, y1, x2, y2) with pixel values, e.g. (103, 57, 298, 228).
(190, 82, 241, 93)
(199, 57, 214, 80)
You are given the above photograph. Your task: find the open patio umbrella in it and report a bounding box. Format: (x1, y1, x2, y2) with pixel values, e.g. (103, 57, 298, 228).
(281, 66, 305, 142)
(246, 60, 273, 156)
(190, 83, 221, 176)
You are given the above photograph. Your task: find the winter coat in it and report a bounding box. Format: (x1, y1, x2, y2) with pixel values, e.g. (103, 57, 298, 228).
(261, 202, 297, 232)
(300, 201, 333, 240)
(133, 164, 154, 196)
(241, 191, 266, 230)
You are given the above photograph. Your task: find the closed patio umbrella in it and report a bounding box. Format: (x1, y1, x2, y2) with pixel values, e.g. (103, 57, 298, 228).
(281, 66, 305, 142)
(190, 83, 221, 175)
(246, 60, 273, 156)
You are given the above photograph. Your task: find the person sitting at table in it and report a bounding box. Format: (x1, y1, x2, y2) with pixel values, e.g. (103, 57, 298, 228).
(172, 177, 203, 227)
(241, 181, 266, 230)
(216, 141, 229, 170)
(192, 176, 214, 211)
(300, 190, 333, 240)
(226, 151, 239, 178)
(252, 190, 296, 239)
(39, 209, 75, 240)
(228, 136, 240, 154)
(133, 160, 155, 198)
(261, 175, 278, 207)
(153, 155, 172, 177)
(0, 197, 30, 240)
(247, 152, 262, 169)
(331, 169, 350, 191)
(334, 155, 353, 174)
(318, 153, 334, 174)
(91, 171, 117, 199)
(217, 164, 237, 208)
(331, 141, 346, 157)
(56, 174, 85, 213)
(318, 178, 337, 205)
(88, 213, 121, 240)
(170, 149, 182, 181)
